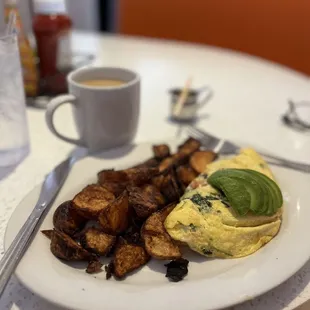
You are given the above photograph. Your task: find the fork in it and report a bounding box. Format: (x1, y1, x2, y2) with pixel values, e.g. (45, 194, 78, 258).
(187, 126, 310, 173)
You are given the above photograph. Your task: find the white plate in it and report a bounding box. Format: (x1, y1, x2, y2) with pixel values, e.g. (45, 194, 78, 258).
(4, 141, 310, 310)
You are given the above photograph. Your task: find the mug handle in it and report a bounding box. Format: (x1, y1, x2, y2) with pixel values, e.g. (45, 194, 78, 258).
(197, 86, 214, 109)
(45, 94, 84, 146)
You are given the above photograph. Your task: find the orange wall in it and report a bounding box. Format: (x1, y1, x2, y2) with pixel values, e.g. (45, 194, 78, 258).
(118, 0, 310, 75)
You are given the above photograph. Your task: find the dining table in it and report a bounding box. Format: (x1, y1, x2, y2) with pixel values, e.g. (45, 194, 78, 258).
(0, 30, 310, 310)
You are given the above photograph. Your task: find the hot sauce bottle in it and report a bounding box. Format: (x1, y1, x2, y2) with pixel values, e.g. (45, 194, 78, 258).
(32, 0, 72, 94)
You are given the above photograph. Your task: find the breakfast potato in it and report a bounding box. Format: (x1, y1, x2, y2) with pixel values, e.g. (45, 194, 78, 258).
(128, 186, 160, 218)
(97, 169, 128, 184)
(190, 151, 217, 173)
(86, 258, 103, 274)
(176, 165, 198, 187)
(133, 157, 159, 168)
(50, 229, 92, 261)
(142, 203, 181, 260)
(112, 238, 150, 279)
(178, 137, 201, 155)
(152, 144, 170, 160)
(160, 170, 182, 203)
(53, 201, 87, 236)
(72, 184, 115, 219)
(142, 184, 166, 207)
(41, 229, 54, 239)
(80, 227, 116, 256)
(124, 167, 159, 186)
(98, 191, 130, 235)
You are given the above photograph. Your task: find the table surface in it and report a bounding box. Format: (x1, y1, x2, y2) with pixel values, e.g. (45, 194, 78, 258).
(1, 31, 310, 310)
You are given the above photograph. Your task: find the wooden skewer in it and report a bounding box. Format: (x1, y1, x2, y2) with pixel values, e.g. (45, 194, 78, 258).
(173, 77, 193, 117)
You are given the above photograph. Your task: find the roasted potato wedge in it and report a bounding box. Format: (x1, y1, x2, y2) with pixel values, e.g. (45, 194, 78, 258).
(190, 150, 217, 173)
(176, 165, 198, 187)
(72, 184, 115, 219)
(112, 238, 150, 279)
(97, 169, 128, 184)
(178, 137, 201, 155)
(128, 186, 160, 218)
(53, 201, 86, 236)
(41, 229, 54, 239)
(142, 203, 181, 260)
(124, 167, 159, 186)
(142, 184, 166, 207)
(86, 258, 103, 274)
(98, 191, 130, 235)
(160, 170, 182, 203)
(133, 157, 159, 168)
(50, 230, 92, 261)
(80, 227, 116, 256)
(152, 144, 170, 160)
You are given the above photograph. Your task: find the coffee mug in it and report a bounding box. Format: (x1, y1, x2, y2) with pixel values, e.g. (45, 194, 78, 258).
(46, 67, 140, 152)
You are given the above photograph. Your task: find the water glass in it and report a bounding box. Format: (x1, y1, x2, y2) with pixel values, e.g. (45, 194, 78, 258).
(0, 33, 29, 166)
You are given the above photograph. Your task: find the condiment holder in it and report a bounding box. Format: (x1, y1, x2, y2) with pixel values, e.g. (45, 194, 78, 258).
(169, 86, 213, 122)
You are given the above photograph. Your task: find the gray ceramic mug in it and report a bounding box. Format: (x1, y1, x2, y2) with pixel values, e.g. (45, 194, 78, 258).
(46, 67, 140, 152)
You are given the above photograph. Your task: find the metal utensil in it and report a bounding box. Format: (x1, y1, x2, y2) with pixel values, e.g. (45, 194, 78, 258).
(0, 155, 75, 296)
(187, 126, 310, 173)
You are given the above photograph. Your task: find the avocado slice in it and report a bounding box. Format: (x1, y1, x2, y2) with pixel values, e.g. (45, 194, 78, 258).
(208, 169, 283, 216)
(208, 175, 250, 216)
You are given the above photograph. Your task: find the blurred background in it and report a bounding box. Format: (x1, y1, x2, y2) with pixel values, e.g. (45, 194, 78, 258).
(18, 0, 309, 75)
(6, 0, 309, 101)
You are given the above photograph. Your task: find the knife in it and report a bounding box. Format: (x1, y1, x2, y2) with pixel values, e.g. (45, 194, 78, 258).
(0, 156, 75, 297)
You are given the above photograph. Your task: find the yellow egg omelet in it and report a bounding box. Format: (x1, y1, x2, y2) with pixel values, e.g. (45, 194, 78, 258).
(164, 148, 282, 258)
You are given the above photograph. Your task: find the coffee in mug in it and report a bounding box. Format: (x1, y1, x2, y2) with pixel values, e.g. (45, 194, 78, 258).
(46, 67, 140, 152)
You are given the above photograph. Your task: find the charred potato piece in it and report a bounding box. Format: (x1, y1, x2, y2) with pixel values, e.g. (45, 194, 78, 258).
(152, 144, 170, 160)
(98, 191, 130, 235)
(178, 137, 201, 155)
(142, 184, 166, 207)
(97, 169, 129, 184)
(86, 258, 103, 274)
(176, 165, 198, 187)
(113, 238, 150, 279)
(133, 157, 159, 168)
(159, 157, 175, 172)
(41, 229, 54, 239)
(189, 150, 217, 173)
(142, 203, 181, 260)
(160, 170, 182, 203)
(50, 230, 91, 261)
(53, 201, 86, 236)
(80, 227, 116, 256)
(128, 186, 160, 218)
(72, 184, 115, 219)
(124, 167, 159, 186)
(158, 153, 189, 172)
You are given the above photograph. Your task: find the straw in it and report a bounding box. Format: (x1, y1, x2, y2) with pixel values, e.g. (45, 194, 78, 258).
(5, 11, 16, 36)
(172, 77, 193, 117)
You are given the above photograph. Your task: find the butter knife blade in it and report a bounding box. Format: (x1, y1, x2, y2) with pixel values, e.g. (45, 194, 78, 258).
(0, 156, 74, 297)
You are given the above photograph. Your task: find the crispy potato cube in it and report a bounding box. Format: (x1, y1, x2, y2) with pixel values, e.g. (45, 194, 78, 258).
(152, 144, 171, 160)
(53, 201, 86, 236)
(160, 171, 182, 203)
(142, 203, 181, 260)
(178, 137, 201, 155)
(50, 230, 91, 261)
(113, 238, 150, 279)
(133, 157, 159, 168)
(86, 258, 103, 274)
(80, 227, 116, 256)
(176, 165, 198, 187)
(98, 191, 130, 235)
(128, 186, 162, 218)
(189, 150, 217, 173)
(142, 184, 166, 207)
(72, 184, 115, 219)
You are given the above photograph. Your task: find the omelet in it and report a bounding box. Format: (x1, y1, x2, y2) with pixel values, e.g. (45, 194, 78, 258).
(164, 148, 282, 258)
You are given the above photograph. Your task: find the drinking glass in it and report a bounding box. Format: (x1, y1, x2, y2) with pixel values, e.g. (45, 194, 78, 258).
(0, 33, 29, 166)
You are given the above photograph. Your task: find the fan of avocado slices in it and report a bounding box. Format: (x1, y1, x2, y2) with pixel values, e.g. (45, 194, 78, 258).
(207, 169, 283, 216)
